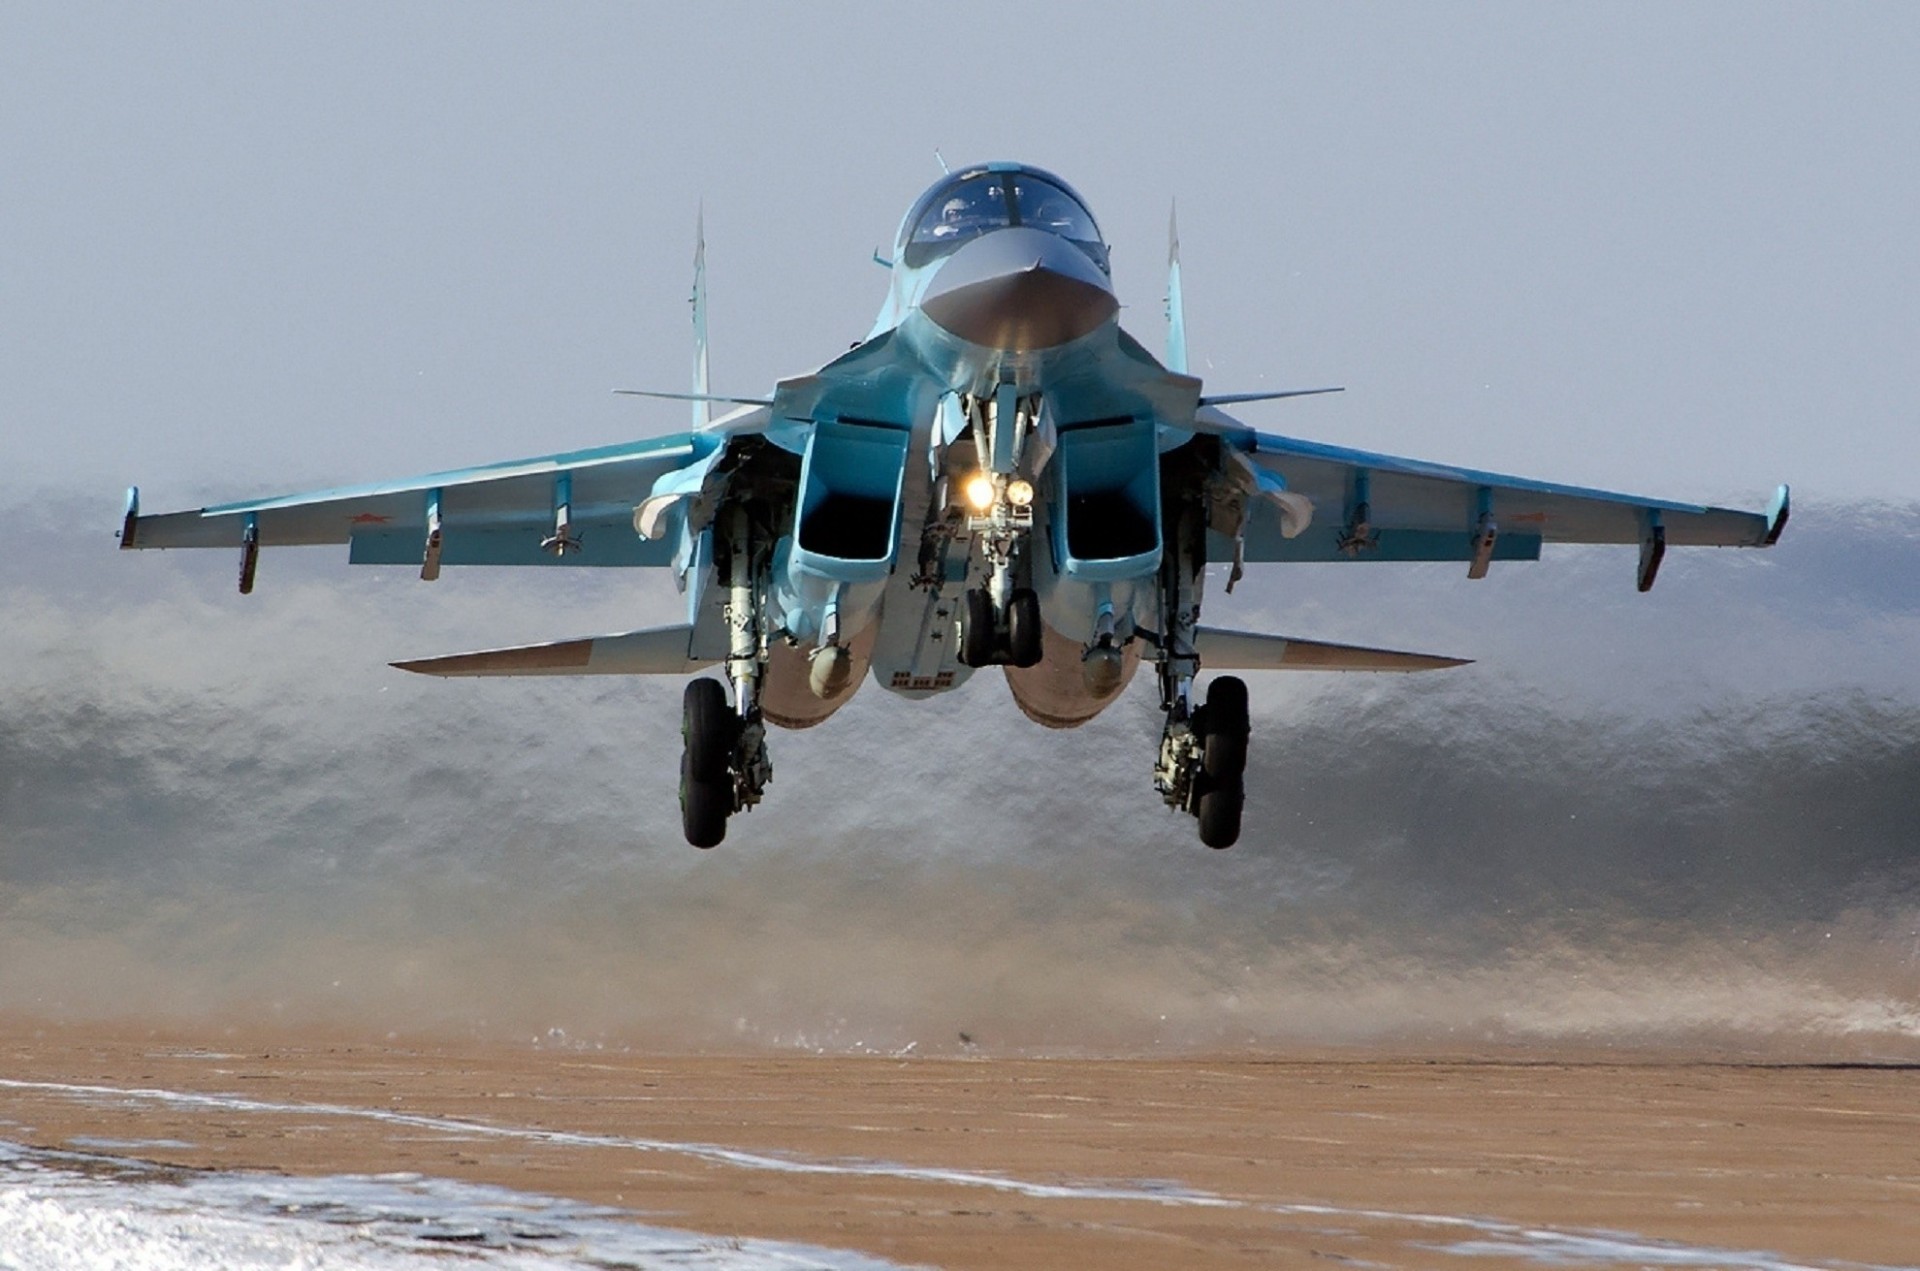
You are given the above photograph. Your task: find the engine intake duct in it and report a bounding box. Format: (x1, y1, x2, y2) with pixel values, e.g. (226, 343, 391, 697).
(790, 419, 909, 580)
(1051, 419, 1162, 578)
(800, 493, 893, 560)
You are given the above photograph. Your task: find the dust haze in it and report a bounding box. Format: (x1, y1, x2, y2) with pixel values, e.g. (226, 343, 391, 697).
(2, 495, 1917, 1056)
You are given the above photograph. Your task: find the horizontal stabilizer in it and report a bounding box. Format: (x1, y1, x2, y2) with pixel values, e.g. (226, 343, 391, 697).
(613, 388, 775, 407)
(1196, 626, 1469, 672)
(1198, 387, 1345, 406)
(392, 623, 717, 677)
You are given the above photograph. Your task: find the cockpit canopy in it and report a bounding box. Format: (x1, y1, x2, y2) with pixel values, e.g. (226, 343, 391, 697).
(898, 165, 1106, 271)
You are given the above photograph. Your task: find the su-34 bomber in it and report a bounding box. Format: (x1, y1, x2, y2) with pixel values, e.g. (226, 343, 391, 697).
(120, 162, 1788, 848)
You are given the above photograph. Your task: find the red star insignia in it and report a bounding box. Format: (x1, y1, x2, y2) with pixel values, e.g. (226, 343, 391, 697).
(349, 512, 393, 524)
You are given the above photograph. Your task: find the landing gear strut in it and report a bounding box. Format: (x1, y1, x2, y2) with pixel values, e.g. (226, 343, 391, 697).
(1152, 493, 1250, 848)
(679, 503, 774, 848)
(955, 388, 1042, 670)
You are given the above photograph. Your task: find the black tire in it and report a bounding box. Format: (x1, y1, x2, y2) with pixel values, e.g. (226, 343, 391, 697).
(1196, 779, 1244, 849)
(1007, 588, 1042, 668)
(680, 751, 730, 849)
(1201, 676, 1250, 781)
(959, 587, 998, 667)
(683, 678, 734, 781)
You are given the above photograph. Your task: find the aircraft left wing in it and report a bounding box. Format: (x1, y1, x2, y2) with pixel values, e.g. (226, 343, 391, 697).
(121, 430, 734, 584)
(1200, 413, 1788, 589)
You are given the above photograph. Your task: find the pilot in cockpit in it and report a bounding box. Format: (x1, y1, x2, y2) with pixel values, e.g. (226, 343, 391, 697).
(1021, 189, 1076, 234)
(931, 197, 970, 238)
(906, 170, 1108, 267)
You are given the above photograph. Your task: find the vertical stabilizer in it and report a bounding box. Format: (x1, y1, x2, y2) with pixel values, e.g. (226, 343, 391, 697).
(690, 205, 711, 429)
(1165, 201, 1188, 374)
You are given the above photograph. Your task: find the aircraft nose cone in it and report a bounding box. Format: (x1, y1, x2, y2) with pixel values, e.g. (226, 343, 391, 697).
(919, 227, 1117, 352)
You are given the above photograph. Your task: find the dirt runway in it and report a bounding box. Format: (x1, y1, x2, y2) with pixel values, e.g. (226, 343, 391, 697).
(2, 1022, 1917, 1269)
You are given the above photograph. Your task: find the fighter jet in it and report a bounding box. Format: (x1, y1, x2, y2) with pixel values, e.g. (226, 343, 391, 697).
(119, 162, 1788, 849)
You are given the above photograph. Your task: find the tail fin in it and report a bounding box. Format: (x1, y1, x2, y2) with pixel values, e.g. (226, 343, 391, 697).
(690, 205, 710, 429)
(1165, 201, 1188, 374)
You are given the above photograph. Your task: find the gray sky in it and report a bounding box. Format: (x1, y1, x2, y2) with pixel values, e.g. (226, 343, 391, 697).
(4, 1, 1916, 510)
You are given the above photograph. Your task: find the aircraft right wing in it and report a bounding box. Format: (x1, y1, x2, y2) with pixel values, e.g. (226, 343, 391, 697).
(120, 425, 756, 585)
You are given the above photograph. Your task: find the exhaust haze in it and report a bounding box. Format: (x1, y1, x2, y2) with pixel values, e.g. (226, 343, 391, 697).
(2, 496, 1917, 1056)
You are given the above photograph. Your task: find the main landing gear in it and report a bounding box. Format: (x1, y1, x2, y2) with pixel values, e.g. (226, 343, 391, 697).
(679, 678, 735, 848)
(1155, 674, 1250, 849)
(679, 505, 773, 848)
(1152, 494, 1251, 848)
(678, 677, 772, 848)
(1192, 676, 1250, 847)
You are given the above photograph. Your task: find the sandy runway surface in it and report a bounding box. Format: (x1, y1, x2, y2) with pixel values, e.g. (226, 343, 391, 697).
(2, 1023, 1917, 1269)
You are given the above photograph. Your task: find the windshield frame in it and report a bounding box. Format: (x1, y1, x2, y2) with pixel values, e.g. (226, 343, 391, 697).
(898, 165, 1107, 271)
(903, 172, 1013, 264)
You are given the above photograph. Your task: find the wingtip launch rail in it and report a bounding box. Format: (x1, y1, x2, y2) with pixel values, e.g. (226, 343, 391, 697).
(119, 162, 1787, 849)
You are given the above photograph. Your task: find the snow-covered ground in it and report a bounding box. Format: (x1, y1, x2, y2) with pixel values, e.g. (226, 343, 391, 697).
(0, 1140, 917, 1271)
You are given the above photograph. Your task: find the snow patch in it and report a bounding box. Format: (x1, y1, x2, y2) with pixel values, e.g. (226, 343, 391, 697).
(0, 1141, 917, 1270)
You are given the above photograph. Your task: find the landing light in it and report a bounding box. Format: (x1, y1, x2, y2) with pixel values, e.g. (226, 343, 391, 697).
(1006, 478, 1035, 507)
(963, 474, 996, 512)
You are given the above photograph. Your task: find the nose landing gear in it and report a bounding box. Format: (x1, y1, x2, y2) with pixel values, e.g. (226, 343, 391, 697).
(953, 388, 1043, 670)
(959, 585, 1042, 668)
